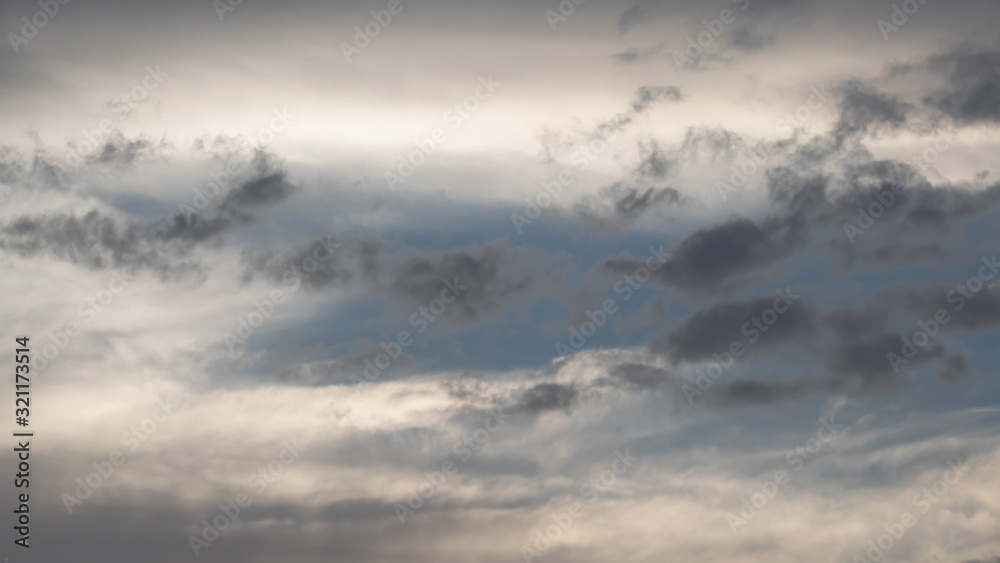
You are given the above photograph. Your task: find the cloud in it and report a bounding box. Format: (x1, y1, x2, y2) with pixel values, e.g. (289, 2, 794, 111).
(576, 183, 681, 233)
(726, 26, 774, 52)
(0, 150, 297, 279)
(833, 80, 913, 143)
(80, 131, 169, 168)
(651, 294, 813, 363)
(0, 209, 203, 279)
(601, 171, 823, 293)
(602, 363, 674, 389)
(612, 44, 665, 64)
(511, 382, 580, 414)
(924, 45, 1000, 124)
(617, 0, 661, 33)
(630, 86, 683, 113)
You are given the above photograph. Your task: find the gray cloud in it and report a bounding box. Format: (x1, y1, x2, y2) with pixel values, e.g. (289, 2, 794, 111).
(833, 80, 913, 144)
(612, 43, 665, 64)
(388, 244, 540, 325)
(603, 363, 674, 389)
(701, 378, 814, 407)
(0, 150, 297, 278)
(242, 236, 354, 290)
(726, 26, 774, 52)
(652, 294, 813, 362)
(601, 170, 823, 293)
(0, 209, 203, 279)
(924, 45, 1000, 124)
(576, 182, 681, 233)
(630, 86, 683, 113)
(511, 382, 580, 414)
(80, 131, 169, 168)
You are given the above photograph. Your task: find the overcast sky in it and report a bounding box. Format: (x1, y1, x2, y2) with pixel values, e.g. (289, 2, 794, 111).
(1, 0, 999, 561)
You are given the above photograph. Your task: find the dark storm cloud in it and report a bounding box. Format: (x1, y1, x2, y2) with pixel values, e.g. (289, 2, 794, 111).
(924, 45, 1000, 124)
(651, 294, 813, 362)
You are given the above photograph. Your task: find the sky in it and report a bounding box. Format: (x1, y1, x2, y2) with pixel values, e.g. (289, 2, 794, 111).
(1, 0, 999, 561)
